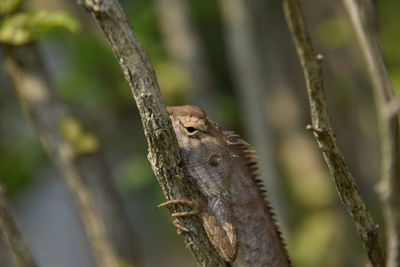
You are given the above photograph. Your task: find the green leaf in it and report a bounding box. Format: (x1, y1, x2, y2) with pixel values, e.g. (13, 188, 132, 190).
(59, 116, 100, 156)
(74, 133, 100, 155)
(0, 0, 22, 15)
(60, 116, 84, 143)
(0, 11, 80, 45)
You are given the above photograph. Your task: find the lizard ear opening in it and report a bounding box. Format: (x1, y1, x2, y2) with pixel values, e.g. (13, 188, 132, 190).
(208, 154, 222, 167)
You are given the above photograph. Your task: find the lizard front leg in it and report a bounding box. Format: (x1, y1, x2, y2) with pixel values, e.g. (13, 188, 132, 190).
(158, 199, 199, 234)
(158, 199, 238, 262)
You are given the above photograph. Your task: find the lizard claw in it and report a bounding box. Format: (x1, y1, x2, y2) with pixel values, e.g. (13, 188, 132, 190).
(157, 199, 197, 209)
(171, 210, 199, 217)
(173, 219, 189, 234)
(158, 199, 201, 234)
(158, 199, 200, 217)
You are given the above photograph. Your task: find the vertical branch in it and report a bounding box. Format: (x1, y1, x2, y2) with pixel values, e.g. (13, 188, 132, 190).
(0, 186, 37, 267)
(3, 43, 138, 267)
(282, 0, 386, 266)
(342, 1, 400, 266)
(76, 0, 228, 265)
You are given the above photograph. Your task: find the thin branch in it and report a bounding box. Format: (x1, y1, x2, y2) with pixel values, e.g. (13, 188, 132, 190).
(0, 186, 37, 267)
(342, 1, 400, 266)
(282, 0, 386, 266)
(76, 0, 228, 265)
(3, 43, 138, 267)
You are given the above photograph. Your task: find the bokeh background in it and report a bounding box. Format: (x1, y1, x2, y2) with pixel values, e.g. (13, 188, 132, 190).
(0, 0, 399, 266)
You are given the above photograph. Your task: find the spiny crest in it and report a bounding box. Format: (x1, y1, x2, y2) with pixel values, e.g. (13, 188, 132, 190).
(223, 131, 265, 191)
(223, 130, 292, 266)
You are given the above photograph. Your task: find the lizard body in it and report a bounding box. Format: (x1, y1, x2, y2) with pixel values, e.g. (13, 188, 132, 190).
(160, 105, 290, 266)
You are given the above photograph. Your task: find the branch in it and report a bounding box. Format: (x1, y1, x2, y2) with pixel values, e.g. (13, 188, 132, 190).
(0, 186, 37, 267)
(3, 43, 138, 267)
(76, 0, 227, 265)
(342, 1, 400, 266)
(282, 0, 386, 266)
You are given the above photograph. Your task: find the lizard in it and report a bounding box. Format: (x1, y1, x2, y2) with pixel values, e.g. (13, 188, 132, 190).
(158, 105, 291, 266)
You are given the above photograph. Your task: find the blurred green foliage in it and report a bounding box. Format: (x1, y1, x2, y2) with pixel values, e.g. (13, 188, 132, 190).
(378, 0, 400, 93)
(0, 129, 45, 196)
(115, 156, 154, 191)
(0, 0, 22, 15)
(0, 0, 81, 197)
(56, 36, 130, 110)
(316, 16, 352, 50)
(59, 116, 100, 156)
(0, 10, 79, 45)
(291, 211, 344, 267)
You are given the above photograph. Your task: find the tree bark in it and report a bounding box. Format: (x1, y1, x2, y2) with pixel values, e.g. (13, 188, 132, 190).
(77, 0, 228, 265)
(282, 0, 386, 266)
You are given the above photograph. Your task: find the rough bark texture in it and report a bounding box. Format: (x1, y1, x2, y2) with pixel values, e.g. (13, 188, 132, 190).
(3, 43, 138, 267)
(282, 0, 386, 266)
(77, 0, 228, 265)
(0, 186, 37, 267)
(342, 1, 400, 266)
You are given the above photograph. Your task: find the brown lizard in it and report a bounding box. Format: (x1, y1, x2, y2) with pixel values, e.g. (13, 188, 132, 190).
(158, 105, 291, 266)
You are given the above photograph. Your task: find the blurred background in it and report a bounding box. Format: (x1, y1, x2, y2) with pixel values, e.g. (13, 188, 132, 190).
(0, 0, 399, 266)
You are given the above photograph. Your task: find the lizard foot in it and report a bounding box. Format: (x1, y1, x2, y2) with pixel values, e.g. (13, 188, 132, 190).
(158, 199, 200, 233)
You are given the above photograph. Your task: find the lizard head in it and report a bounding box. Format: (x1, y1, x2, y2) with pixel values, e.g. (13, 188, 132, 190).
(167, 105, 221, 137)
(167, 105, 233, 196)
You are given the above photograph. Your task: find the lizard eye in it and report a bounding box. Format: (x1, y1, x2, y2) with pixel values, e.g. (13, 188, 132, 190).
(184, 126, 198, 135)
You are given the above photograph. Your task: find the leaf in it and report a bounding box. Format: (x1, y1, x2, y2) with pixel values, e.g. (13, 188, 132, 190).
(60, 117, 83, 143)
(0, 0, 22, 15)
(0, 11, 80, 45)
(59, 117, 100, 155)
(75, 133, 100, 155)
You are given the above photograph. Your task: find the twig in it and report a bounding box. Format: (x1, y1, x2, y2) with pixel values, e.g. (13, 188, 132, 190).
(3, 43, 137, 267)
(0, 186, 37, 267)
(282, 0, 386, 266)
(76, 0, 228, 265)
(342, 1, 400, 266)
